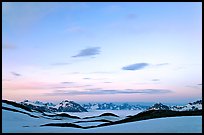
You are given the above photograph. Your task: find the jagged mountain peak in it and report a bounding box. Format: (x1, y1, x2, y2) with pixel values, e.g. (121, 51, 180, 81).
(54, 100, 88, 112)
(57, 100, 78, 107)
(34, 101, 45, 105)
(59, 100, 76, 104)
(62, 100, 74, 103)
(148, 102, 170, 110)
(23, 100, 29, 102)
(154, 102, 163, 105)
(188, 100, 202, 105)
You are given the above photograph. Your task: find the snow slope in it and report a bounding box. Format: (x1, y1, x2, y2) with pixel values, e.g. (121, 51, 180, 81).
(86, 116, 202, 133)
(2, 109, 202, 133)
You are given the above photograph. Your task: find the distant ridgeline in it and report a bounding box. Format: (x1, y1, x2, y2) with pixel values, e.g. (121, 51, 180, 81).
(147, 100, 202, 111)
(82, 103, 149, 110)
(2, 99, 202, 113)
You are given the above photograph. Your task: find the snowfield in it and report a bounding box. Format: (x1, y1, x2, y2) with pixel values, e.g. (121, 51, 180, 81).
(2, 109, 202, 133)
(86, 116, 202, 133)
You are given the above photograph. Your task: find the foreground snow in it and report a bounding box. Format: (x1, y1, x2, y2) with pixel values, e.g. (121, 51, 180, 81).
(87, 116, 202, 133)
(2, 109, 202, 133)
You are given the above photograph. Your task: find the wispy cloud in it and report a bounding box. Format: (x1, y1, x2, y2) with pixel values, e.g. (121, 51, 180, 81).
(72, 47, 101, 58)
(66, 72, 81, 75)
(11, 72, 21, 77)
(122, 63, 149, 71)
(53, 84, 93, 89)
(156, 63, 169, 66)
(53, 86, 67, 89)
(122, 62, 169, 71)
(83, 78, 91, 80)
(186, 85, 200, 89)
(61, 82, 75, 84)
(186, 84, 202, 89)
(152, 79, 160, 81)
(45, 89, 172, 96)
(104, 82, 112, 83)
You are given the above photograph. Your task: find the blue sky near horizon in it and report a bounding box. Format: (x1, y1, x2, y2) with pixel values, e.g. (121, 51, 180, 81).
(2, 2, 202, 103)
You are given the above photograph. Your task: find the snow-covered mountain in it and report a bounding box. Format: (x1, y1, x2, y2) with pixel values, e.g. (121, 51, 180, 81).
(53, 100, 88, 112)
(82, 103, 149, 111)
(170, 100, 202, 111)
(148, 103, 170, 110)
(21, 100, 87, 112)
(148, 100, 202, 111)
(7, 99, 202, 113)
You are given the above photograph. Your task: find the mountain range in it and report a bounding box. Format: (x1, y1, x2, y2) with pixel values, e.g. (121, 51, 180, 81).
(147, 100, 202, 111)
(20, 100, 88, 112)
(3, 99, 202, 113)
(82, 103, 149, 110)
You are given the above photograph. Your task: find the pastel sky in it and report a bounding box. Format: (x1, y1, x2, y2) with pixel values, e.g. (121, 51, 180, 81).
(2, 2, 202, 104)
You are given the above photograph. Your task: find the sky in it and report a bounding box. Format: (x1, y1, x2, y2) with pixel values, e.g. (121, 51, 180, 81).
(2, 2, 202, 104)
